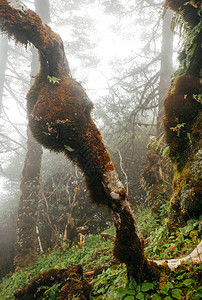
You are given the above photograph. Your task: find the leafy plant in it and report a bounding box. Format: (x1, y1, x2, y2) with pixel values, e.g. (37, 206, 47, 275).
(0, 213, 201, 300)
(64, 145, 75, 152)
(170, 123, 186, 136)
(47, 75, 61, 84)
(40, 283, 61, 299)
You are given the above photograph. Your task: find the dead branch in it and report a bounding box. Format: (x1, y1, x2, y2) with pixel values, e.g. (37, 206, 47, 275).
(155, 240, 202, 270)
(101, 232, 115, 241)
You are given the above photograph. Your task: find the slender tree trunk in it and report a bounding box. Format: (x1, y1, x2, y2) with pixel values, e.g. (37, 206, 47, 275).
(62, 168, 80, 248)
(14, 0, 50, 269)
(0, 0, 160, 282)
(142, 9, 173, 216)
(157, 8, 173, 136)
(15, 129, 43, 269)
(0, 33, 8, 114)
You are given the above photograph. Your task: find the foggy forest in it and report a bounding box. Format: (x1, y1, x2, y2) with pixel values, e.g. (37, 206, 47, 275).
(0, 0, 201, 299)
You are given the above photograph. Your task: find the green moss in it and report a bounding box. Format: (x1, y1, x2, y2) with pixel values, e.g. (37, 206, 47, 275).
(168, 149, 202, 228)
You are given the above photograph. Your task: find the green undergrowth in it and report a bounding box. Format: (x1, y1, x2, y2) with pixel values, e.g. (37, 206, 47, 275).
(0, 209, 201, 300)
(0, 235, 114, 300)
(93, 264, 202, 300)
(136, 208, 202, 260)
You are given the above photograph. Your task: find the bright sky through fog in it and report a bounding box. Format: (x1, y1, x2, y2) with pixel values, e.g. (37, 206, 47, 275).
(0, 1, 140, 195)
(0, 0, 165, 196)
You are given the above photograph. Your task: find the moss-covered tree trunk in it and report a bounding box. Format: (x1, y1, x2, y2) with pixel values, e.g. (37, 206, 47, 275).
(164, 0, 202, 229)
(0, 0, 161, 282)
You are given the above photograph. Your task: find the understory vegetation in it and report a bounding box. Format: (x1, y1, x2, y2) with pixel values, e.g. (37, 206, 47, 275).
(0, 206, 201, 300)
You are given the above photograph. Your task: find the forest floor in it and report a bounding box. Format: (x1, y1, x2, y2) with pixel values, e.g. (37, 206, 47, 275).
(0, 208, 201, 299)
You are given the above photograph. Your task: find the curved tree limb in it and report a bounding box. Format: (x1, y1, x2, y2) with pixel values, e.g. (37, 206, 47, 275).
(0, 0, 153, 282)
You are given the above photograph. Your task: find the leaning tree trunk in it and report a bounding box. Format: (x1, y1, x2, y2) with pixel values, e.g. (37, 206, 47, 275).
(164, 0, 202, 229)
(0, 0, 161, 282)
(14, 0, 50, 270)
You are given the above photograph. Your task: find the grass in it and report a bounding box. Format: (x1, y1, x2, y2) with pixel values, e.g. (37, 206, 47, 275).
(0, 209, 201, 299)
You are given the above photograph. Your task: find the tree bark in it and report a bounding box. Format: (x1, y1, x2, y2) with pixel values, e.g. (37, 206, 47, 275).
(0, 0, 157, 282)
(14, 0, 49, 270)
(15, 129, 43, 269)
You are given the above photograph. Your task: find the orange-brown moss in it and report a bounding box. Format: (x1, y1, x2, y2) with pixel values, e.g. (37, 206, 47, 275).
(0, 0, 57, 50)
(0, 0, 42, 45)
(14, 264, 91, 300)
(166, 0, 186, 11)
(164, 75, 201, 228)
(164, 75, 201, 166)
(144, 260, 168, 282)
(25, 48, 116, 207)
(166, 0, 201, 26)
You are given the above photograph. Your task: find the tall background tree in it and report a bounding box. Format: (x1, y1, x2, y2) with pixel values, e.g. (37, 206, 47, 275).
(14, 0, 50, 270)
(141, 7, 174, 217)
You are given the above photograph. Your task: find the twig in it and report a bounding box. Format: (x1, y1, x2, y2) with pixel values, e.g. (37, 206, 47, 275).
(118, 150, 129, 194)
